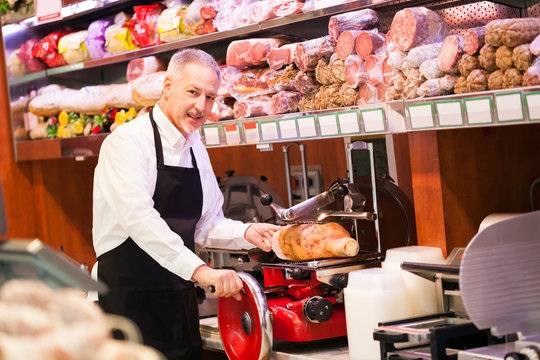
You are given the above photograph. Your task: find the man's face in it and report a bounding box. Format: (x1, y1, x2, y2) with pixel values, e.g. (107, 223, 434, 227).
(162, 62, 219, 136)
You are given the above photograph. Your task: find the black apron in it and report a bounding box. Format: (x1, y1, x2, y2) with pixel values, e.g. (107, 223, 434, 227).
(98, 109, 204, 360)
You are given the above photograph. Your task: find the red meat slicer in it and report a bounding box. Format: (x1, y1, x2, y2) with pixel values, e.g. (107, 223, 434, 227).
(217, 141, 413, 360)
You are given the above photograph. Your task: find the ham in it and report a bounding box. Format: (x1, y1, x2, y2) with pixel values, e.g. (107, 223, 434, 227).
(233, 95, 272, 119)
(389, 7, 448, 52)
(270, 90, 303, 115)
(328, 8, 379, 41)
(294, 35, 336, 72)
(226, 38, 285, 68)
(530, 33, 540, 56)
(270, 0, 304, 17)
(267, 43, 297, 70)
(126, 56, 167, 82)
(250, 0, 276, 22)
(231, 67, 273, 95)
(272, 222, 359, 261)
(355, 31, 385, 60)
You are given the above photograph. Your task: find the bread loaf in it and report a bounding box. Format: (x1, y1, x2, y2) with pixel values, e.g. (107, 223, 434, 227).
(486, 18, 540, 47)
(272, 222, 359, 261)
(131, 71, 165, 107)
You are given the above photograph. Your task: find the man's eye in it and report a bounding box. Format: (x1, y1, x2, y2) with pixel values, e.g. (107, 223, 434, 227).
(206, 96, 216, 101)
(188, 90, 197, 95)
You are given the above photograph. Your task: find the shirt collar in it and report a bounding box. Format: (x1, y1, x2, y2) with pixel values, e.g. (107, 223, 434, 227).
(153, 102, 200, 149)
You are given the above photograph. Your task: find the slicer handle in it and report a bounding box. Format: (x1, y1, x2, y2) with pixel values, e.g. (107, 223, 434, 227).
(208, 285, 215, 293)
(261, 194, 273, 206)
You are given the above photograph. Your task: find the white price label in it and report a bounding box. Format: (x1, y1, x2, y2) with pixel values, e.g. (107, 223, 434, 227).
(224, 124, 240, 145)
(243, 122, 259, 143)
(318, 114, 339, 136)
(465, 97, 493, 125)
(526, 93, 540, 121)
(279, 119, 298, 139)
(203, 126, 220, 146)
(297, 116, 317, 138)
(436, 101, 463, 126)
(260, 121, 278, 141)
(495, 93, 523, 122)
(338, 111, 360, 134)
(361, 108, 386, 133)
(408, 104, 434, 129)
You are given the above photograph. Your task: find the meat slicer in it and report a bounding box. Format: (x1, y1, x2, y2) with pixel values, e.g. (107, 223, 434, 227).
(216, 141, 395, 360)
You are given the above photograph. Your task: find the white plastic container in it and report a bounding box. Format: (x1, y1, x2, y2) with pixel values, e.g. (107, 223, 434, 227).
(344, 267, 412, 360)
(382, 246, 445, 316)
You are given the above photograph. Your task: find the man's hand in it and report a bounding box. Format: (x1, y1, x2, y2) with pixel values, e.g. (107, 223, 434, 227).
(244, 223, 282, 252)
(192, 265, 243, 300)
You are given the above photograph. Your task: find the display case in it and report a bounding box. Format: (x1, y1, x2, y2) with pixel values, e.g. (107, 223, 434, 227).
(2, 0, 540, 161)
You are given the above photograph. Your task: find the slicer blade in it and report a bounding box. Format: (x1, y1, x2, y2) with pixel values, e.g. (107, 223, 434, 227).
(218, 272, 273, 360)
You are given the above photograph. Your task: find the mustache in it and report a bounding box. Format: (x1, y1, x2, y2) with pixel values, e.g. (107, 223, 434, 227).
(187, 110, 204, 118)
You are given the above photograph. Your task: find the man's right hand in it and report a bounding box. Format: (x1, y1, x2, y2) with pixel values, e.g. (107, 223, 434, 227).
(191, 265, 243, 301)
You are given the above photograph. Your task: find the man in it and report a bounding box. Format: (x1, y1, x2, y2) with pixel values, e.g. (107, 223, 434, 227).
(92, 48, 281, 359)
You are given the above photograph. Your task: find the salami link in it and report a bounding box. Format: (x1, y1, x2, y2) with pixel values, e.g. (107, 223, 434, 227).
(437, 35, 464, 73)
(270, 91, 303, 115)
(328, 9, 379, 41)
(336, 30, 363, 60)
(389, 7, 448, 52)
(381, 57, 397, 86)
(406, 42, 442, 68)
(464, 26, 485, 55)
(355, 31, 385, 60)
(294, 36, 336, 72)
(344, 55, 367, 88)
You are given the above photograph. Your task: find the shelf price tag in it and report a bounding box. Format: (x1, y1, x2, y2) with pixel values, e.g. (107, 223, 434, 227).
(297, 116, 317, 138)
(407, 103, 435, 129)
(203, 125, 220, 146)
(224, 124, 241, 145)
(361, 108, 386, 133)
(495, 92, 524, 123)
(243, 122, 259, 143)
(337, 111, 360, 134)
(464, 97, 494, 125)
(435, 100, 464, 127)
(318, 113, 339, 136)
(525, 92, 540, 121)
(36, 0, 63, 23)
(260, 120, 279, 141)
(279, 118, 298, 139)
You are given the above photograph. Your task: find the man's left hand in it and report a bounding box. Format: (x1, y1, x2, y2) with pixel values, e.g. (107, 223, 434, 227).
(244, 223, 282, 252)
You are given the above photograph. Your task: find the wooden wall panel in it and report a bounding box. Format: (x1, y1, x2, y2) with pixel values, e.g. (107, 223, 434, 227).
(437, 125, 540, 253)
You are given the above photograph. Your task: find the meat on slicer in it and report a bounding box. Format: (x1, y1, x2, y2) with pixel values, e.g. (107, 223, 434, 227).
(217, 141, 387, 360)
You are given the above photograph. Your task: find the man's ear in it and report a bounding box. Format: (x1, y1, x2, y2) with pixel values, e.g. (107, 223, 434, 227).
(162, 76, 172, 99)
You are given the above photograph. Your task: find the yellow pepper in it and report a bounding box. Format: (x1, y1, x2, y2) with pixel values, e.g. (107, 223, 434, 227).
(57, 125, 64, 138)
(126, 108, 137, 121)
(58, 111, 69, 126)
(115, 109, 127, 125)
(73, 119, 84, 135)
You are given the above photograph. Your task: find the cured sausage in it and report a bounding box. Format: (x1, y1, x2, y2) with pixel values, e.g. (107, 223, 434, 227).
(231, 67, 273, 96)
(513, 44, 534, 71)
(464, 26, 485, 55)
(336, 30, 362, 60)
(485, 18, 540, 47)
(495, 45, 514, 71)
(344, 55, 367, 88)
(406, 42, 442, 68)
(267, 43, 297, 70)
(294, 35, 336, 72)
(381, 57, 397, 86)
(478, 43, 497, 72)
(389, 7, 448, 52)
(270, 90, 303, 115)
(226, 38, 285, 68)
(328, 8, 379, 41)
(530, 34, 540, 56)
(272, 222, 359, 261)
(437, 35, 464, 73)
(355, 31, 385, 60)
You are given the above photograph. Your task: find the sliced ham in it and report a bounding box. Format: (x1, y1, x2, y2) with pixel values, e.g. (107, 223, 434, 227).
(226, 38, 285, 68)
(233, 95, 273, 119)
(328, 8, 379, 41)
(270, 90, 303, 115)
(344, 54, 367, 88)
(294, 35, 336, 72)
(272, 222, 359, 261)
(389, 7, 448, 52)
(464, 26, 486, 55)
(355, 31, 385, 60)
(267, 43, 297, 70)
(437, 35, 464, 73)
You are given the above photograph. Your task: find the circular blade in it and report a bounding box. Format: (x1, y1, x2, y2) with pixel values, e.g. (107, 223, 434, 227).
(218, 272, 273, 360)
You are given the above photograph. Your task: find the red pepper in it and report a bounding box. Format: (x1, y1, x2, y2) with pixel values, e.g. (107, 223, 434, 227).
(92, 125, 101, 134)
(50, 117, 57, 125)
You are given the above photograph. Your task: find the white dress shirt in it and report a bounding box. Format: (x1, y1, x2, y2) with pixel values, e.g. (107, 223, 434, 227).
(92, 103, 253, 283)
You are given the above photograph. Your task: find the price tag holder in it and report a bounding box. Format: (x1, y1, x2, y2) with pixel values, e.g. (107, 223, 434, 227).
(243, 121, 259, 143)
(337, 111, 360, 134)
(203, 125, 220, 146)
(224, 124, 241, 145)
(297, 116, 317, 138)
(36, 0, 63, 23)
(318, 113, 339, 136)
(360, 108, 386, 133)
(435, 100, 464, 127)
(495, 92, 524, 123)
(279, 118, 298, 139)
(464, 97, 494, 125)
(407, 103, 435, 129)
(260, 120, 279, 141)
(525, 92, 540, 122)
